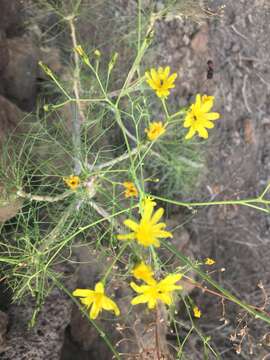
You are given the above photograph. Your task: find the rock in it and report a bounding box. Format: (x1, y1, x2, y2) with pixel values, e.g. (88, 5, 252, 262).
(0, 96, 26, 222)
(0, 95, 25, 144)
(1, 287, 74, 360)
(2, 37, 40, 111)
(0, 39, 9, 73)
(0, 0, 23, 36)
(0, 194, 23, 223)
(191, 24, 209, 54)
(0, 311, 8, 353)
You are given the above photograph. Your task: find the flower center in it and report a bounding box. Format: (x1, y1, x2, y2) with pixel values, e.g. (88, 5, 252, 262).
(136, 223, 154, 244)
(94, 292, 103, 305)
(159, 79, 164, 87)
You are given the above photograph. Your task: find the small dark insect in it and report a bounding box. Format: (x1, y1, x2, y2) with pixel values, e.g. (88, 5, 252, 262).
(207, 60, 214, 79)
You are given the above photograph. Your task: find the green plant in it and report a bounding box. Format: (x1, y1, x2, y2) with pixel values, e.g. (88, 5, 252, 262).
(1, 1, 269, 359)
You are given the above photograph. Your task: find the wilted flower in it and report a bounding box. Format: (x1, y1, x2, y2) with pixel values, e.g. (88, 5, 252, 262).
(184, 94, 220, 139)
(73, 282, 120, 320)
(145, 67, 177, 98)
(123, 181, 138, 198)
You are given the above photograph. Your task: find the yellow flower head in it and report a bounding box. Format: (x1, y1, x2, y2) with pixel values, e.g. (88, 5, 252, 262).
(193, 306, 201, 318)
(132, 262, 155, 284)
(117, 200, 172, 247)
(72, 282, 120, 320)
(130, 273, 182, 309)
(145, 67, 177, 98)
(184, 94, 220, 140)
(63, 175, 80, 191)
(122, 181, 138, 198)
(204, 257, 216, 265)
(145, 121, 166, 141)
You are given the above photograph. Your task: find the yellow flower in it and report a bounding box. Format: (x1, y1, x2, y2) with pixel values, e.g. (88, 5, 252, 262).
(122, 181, 138, 198)
(204, 257, 215, 265)
(184, 94, 220, 140)
(145, 121, 166, 141)
(117, 199, 172, 247)
(145, 67, 177, 98)
(63, 175, 80, 191)
(72, 282, 120, 320)
(193, 306, 201, 318)
(130, 273, 182, 309)
(132, 262, 155, 284)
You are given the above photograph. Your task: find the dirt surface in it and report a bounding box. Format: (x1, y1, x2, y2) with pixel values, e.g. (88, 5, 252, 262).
(165, 0, 270, 358)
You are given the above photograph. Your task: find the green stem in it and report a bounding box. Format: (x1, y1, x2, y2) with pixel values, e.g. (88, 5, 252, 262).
(102, 243, 129, 283)
(161, 98, 170, 120)
(153, 195, 270, 214)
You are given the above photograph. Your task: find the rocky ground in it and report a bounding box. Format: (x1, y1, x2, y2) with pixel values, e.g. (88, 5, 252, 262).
(1, 0, 270, 359)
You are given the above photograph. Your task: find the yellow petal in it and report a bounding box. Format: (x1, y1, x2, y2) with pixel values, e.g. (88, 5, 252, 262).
(159, 292, 173, 306)
(185, 127, 196, 140)
(159, 274, 182, 291)
(102, 296, 120, 316)
(154, 230, 173, 238)
(123, 219, 139, 231)
(150, 68, 159, 84)
(148, 298, 157, 309)
(131, 294, 149, 305)
(90, 302, 101, 319)
(150, 208, 164, 225)
(130, 281, 145, 293)
(94, 282, 104, 293)
(205, 112, 220, 120)
(194, 94, 202, 111)
(81, 297, 94, 308)
(183, 114, 192, 127)
(167, 73, 177, 85)
(72, 289, 94, 298)
(117, 233, 135, 241)
(201, 100, 214, 113)
(164, 66, 170, 78)
(203, 120, 214, 129)
(147, 78, 158, 90)
(197, 127, 208, 139)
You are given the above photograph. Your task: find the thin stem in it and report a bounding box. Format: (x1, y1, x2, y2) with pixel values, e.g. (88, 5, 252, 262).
(161, 98, 170, 120)
(259, 182, 270, 199)
(153, 194, 270, 214)
(161, 240, 270, 325)
(102, 243, 129, 283)
(17, 189, 72, 203)
(68, 15, 84, 174)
